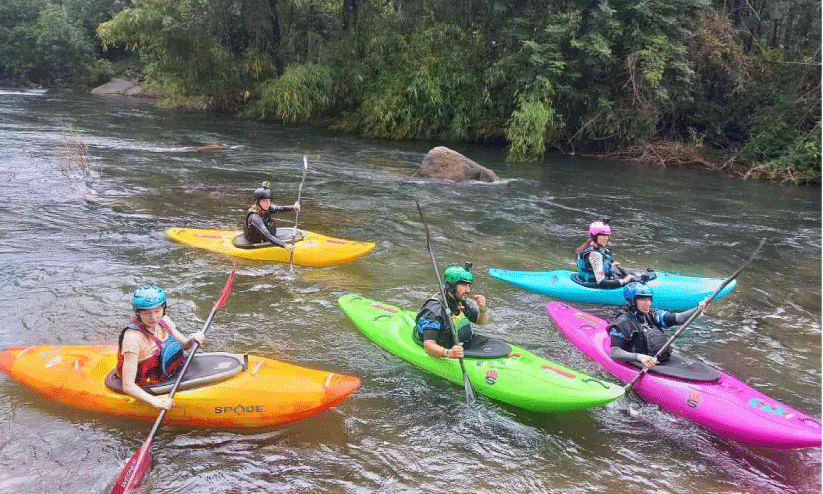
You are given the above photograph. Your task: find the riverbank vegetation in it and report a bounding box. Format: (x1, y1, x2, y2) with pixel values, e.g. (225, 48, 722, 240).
(2, 0, 819, 183)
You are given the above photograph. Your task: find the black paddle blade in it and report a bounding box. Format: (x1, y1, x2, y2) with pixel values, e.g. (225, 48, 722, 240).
(111, 439, 152, 494)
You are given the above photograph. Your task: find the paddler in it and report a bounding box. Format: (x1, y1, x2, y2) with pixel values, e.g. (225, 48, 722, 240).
(575, 219, 635, 288)
(414, 263, 490, 359)
(117, 284, 204, 409)
(243, 181, 301, 250)
(609, 282, 708, 369)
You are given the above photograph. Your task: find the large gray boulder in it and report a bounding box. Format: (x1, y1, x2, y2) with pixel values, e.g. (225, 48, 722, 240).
(412, 146, 499, 182)
(91, 78, 143, 96)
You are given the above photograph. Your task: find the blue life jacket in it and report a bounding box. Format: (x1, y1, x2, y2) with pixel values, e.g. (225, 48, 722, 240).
(576, 243, 615, 283)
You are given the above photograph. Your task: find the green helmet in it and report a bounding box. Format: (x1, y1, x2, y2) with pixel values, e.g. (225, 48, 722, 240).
(444, 265, 473, 285)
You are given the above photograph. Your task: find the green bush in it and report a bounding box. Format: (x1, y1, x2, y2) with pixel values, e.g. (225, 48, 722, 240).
(244, 63, 334, 122)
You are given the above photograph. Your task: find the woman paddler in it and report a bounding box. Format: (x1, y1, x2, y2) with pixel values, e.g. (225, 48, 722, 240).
(117, 284, 204, 409)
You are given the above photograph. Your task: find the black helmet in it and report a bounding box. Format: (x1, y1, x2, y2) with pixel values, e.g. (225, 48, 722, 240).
(254, 181, 272, 200)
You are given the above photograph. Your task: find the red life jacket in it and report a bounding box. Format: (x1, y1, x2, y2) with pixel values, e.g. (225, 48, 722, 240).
(116, 318, 184, 385)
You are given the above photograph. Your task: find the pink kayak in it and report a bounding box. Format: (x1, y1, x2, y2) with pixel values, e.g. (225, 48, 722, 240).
(546, 302, 821, 449)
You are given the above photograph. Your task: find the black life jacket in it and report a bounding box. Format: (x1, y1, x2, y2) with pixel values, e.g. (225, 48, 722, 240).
(611, 309, 671, 362)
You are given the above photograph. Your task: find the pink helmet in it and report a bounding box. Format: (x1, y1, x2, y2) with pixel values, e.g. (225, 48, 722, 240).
(589, 221, 611, 236)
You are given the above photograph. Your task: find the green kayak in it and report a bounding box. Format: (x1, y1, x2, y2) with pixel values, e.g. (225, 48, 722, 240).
(338, 294, 623, 412)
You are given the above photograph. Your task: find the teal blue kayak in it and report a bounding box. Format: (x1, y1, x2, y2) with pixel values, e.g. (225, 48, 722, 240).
(489, 268, 736, 311)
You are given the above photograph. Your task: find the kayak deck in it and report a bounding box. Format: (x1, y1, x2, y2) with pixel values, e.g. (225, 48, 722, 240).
(339, 294, 622, 413)
(546, 302, 821, 448)
(166, 227, 374, 267)
(0, 345, 360, 428)
(490, 268, 736, 311)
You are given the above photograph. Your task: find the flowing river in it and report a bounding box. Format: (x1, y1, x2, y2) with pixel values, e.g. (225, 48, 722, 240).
(0, 89, 819, 493)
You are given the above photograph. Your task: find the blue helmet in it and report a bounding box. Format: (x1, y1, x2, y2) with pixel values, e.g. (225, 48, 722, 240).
(132, 284, 167, 311)
(623, 282, 653, 304)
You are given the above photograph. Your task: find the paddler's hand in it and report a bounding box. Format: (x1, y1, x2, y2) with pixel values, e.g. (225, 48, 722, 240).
(698, 298, 708, 313)
(185, 331, 205, 348)
(153, 396, 174, 410)
(446, 345, 464, 359)
(637, 354, 658, 368)
(293, 201, 301, 212)
(473, 294, 487, 309)
(619, 274, 636, 285)
(284, 243, 296, 252)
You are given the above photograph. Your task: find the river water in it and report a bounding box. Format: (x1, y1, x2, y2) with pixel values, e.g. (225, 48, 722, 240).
(0, 89, 819, 493)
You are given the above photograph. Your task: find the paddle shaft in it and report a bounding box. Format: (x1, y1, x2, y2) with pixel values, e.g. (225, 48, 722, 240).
(288, 156, 308, 272)
(623, 239, 766, 393)
(415, 200, 476, 404)
(111, 268, 236, 493)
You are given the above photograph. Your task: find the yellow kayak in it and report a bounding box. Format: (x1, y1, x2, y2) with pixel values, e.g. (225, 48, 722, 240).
(0, 345, 360, 428)
(166, 227, 374, 267)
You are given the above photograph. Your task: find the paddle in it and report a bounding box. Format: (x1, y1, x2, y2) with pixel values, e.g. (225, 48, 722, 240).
(288, 155, 308, 272)
(622, 238, 766, 395)
(110, 268, 237, 494)
(414, 200, 476, 405)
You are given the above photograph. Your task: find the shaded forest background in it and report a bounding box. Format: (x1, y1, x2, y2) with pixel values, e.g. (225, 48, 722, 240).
(1, 0, 819, 183)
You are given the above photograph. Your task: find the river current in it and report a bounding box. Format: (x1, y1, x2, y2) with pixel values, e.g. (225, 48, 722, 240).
(0, 89, 819, 493)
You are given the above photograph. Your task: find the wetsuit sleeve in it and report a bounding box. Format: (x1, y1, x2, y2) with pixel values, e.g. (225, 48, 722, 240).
(416, 302, 445, 342)
(608, 324, 632, 350)
(268, 205, 295, 213)
(590, 252, 622, 288)
(462, 298, 480, 323)
(249, 213, 287, 247)
(658, 307, 699, 328)
(610, 346, 638, 362)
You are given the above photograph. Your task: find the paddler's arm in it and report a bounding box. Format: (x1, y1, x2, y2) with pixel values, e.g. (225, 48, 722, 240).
(417, 313, 464, 359)
(120, 333, 173, 410)
(608, 325, 657, 368)
(656, 300, 707, 329)
(590, 252, 634, 288)
(163, 317, 204, 350)
(466, 293, 489, 326)
(423, 339, 464, 359)
(248, 213, 293, 250)
(268, 201, 300, 213)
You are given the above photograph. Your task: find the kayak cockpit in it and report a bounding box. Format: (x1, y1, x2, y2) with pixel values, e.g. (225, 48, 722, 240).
(625, 352, 721, 382)
(571, 268, 658, 288)
(231, 228, 304, 250)
(105, 352, 248, 395)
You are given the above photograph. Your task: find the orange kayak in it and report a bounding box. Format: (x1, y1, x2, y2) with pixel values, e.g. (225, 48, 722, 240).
(0, 345, 359, 428)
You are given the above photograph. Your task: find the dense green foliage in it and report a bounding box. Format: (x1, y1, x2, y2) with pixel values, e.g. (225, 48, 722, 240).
(2, 0, 819, 182)
(0, 0, 122, 85)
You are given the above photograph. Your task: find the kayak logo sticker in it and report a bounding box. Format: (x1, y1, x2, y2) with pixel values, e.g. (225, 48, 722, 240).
(485, 369, 498, 385)
(687, 393, 701, 408)
(215, 404, 265, 415)
(748, 398, 787, 416)
(370, 303, 398, 313)
(541, 365, 576, 379)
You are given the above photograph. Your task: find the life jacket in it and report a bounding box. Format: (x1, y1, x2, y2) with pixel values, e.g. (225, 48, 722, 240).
(576, 242, 615, 283)
(611, 309, 671, 362)
(116, 318, 185, 385)
(415, 293, 473, 346)
(243, 205, 276, 243)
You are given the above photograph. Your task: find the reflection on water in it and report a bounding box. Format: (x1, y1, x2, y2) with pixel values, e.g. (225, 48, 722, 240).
(0, 90, 819, 493)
